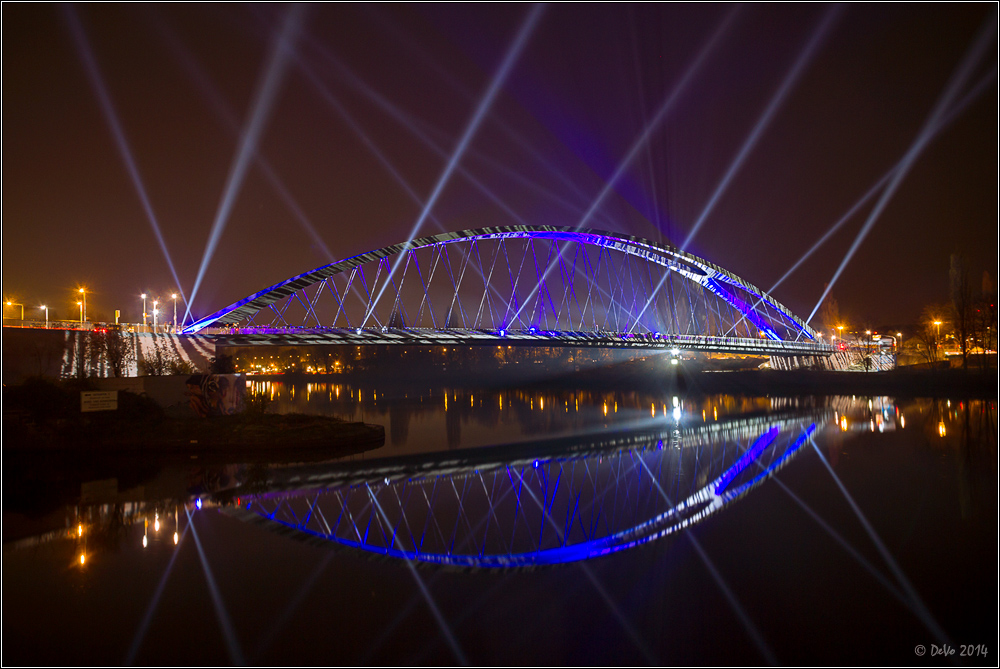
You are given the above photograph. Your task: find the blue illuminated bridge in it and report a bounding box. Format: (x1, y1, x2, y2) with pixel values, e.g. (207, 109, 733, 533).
(222, 407, 826, 568)
(184, 225, 836, 360)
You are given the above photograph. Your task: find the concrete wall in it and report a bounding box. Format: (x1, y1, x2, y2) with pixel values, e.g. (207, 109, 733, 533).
(90, 374, 246, 417)
(2, 326, 215, 383)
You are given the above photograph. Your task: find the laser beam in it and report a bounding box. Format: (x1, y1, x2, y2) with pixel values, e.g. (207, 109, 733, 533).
(63, 6, 188, 314)
(364, 4, 546, 324)
(807, 17, 997, 323)
(681, 5, 843, 251)
(185, 4, 308, 324)
(150, 11, 335, 264)
(575, 6, 740, 231)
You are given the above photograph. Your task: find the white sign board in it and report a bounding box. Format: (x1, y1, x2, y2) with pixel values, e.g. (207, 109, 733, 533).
(81, 390, 118, 412)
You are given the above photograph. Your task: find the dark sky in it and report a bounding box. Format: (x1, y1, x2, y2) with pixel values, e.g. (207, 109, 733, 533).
(3, 4, 996, 328)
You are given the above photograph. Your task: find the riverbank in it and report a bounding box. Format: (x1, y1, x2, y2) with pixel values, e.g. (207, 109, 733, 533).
(242, 360, 997, 398)
(539, 364, 998, 398)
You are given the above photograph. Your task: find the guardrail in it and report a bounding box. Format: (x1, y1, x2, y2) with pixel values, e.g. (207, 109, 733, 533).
(208, 326, 838, 356)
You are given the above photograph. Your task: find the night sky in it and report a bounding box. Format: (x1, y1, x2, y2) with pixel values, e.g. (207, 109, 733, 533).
(3, 4, 996, 328)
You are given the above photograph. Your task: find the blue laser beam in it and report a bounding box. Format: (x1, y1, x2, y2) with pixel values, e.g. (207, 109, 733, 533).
(185, 4, 308, 324)
(507, 9, 740, 328)
(681, 5, 843, 251)
(62, 6, 188, 312)
(807, 17, 997, 324)
(364, 4, 546, 324)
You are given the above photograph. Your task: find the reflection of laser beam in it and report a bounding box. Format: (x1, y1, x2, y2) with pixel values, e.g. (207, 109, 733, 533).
(368, 486, 468, 665)
(125, 525, 188, 664)
(365, 4, 546, 325)
(808, 18, 997, 324)
(62, 6, 188, 313)
(186, 5, 307, 324)
(809, 439, 951, 646)
(185, 509, 245, 665)
(681, 5, 842, 252)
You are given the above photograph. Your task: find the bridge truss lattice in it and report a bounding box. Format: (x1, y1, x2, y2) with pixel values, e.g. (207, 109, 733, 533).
(184, 226, 821, 352)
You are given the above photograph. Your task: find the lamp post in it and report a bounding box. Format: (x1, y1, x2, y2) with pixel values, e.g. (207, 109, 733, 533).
(40, 305, 48, 329)
(896, 331, 902, 355)
(5, 301, 23, 325)
(141, 294, 147, 330)
(153, 301, 159, 331)
(78, 288, 87, 323)
(77, 301, 83, 323)
(171, 293, 177, 332)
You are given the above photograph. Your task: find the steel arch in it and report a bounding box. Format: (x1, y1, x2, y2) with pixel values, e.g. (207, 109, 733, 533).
(182, 225, 816, 343)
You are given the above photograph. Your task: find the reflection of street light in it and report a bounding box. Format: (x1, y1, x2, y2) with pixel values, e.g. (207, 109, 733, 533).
(5, 301, 23, 325)
(39, 305, 48, 329)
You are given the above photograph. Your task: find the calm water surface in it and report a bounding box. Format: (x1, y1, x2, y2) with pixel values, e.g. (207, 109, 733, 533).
(3, 383, 996, 665)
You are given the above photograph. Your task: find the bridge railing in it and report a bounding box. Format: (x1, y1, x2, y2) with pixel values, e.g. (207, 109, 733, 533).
(208, 325, 838, 355)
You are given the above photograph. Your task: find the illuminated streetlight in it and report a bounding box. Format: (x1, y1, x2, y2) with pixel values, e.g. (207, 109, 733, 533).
(77, 301, 83, 323)
(141, 293, 147, 328)
(5, 301, 23, 325)
(39, 305, 48, 329)
(896, 331, 903, 354)
(171, 293, 178, 332)
(78, 288, 87, 323)
(153, 300, 159, 330)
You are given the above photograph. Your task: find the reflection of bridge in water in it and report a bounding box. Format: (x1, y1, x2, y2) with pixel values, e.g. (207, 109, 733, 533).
(226, 407, 828, 568)
(185, 226, 844, 367)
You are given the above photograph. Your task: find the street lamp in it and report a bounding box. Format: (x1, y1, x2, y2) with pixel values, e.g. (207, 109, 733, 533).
(78, 288, 87, 323)
(896, 331, 902, 354)
(39, 305, 48, 329)
(77, 301, 83, 323)
(171, 293, 177, 332)
(5, 301, 23, 325)
(141, 293, 147, 329)
(153, 300, 159, 330)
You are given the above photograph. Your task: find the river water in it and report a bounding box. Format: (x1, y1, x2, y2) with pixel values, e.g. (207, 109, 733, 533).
(3, 381, 996, 665)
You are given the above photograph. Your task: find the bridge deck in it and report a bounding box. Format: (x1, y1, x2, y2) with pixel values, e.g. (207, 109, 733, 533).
(210, 327, 837, 356)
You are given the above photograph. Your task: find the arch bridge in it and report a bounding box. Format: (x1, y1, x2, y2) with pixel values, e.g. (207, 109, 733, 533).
(184, 226, 835, 359)
(223, 409, 826, 568)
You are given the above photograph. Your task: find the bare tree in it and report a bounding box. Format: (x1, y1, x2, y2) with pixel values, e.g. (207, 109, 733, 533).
(950, 254, 974, 369)
(913, 322, 940, 364)
(93, 327, 135, 378)
(140, 335, 171, 376)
